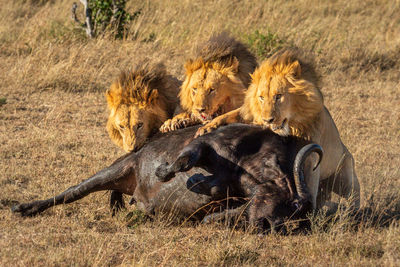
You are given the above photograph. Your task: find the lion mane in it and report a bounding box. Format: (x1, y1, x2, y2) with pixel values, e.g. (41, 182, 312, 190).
(241, 48, 324, 139)
(106, 62, 180, 152)
(180, 32, 258, 113)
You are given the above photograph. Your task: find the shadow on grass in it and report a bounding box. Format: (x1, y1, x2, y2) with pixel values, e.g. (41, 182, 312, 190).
(307, 193, 400, 234)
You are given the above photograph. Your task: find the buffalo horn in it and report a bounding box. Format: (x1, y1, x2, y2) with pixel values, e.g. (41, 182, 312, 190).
(293, 143, 323, 200)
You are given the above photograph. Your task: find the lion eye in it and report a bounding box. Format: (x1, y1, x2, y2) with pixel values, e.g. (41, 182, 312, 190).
(208, 88, 215, 94)
(137, 122, 143, 129)
(118, 124, 125, 130)
(274, 94, 282, 102)
(259, 95, 264, 102)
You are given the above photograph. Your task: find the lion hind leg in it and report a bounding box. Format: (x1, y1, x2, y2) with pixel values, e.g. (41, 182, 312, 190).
(332, 153, 360, 210)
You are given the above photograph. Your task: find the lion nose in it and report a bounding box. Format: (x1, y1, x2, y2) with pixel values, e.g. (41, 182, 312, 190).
(264, 117, 275, 124)
(197, 108, 206, 113)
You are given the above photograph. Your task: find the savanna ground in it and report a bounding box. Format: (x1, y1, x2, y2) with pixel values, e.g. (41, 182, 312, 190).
(0, 0, 399, 265)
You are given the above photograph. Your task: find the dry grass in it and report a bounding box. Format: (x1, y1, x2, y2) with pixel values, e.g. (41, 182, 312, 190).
(1, 0, 399, 265)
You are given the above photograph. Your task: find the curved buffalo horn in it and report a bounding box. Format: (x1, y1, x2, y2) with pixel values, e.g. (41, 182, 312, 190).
(293, 143, 323, 200)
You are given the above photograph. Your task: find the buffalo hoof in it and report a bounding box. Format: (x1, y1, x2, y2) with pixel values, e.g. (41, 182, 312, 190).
(155, 163, 175, 182)
(11, 200, 47, 217)
(110, 191, 125, 217)
(201, 212, 225, 224)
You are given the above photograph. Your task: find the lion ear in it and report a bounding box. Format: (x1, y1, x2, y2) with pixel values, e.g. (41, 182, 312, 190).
(289, 60, 301, 78)
(148, 89, 159, 104)
(228, 56, 239, 74)
(223, 57, 240, 81)
(184, 59, 194, 74)
(106, 88, 115, 107)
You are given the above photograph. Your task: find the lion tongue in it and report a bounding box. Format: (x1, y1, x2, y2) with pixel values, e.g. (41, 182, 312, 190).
(201, 114, 207, 120)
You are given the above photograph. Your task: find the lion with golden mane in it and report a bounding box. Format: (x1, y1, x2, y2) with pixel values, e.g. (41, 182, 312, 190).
(160, 32, 257, 132)
(106, 63, 181, 152)
(198, 49, 360, 210)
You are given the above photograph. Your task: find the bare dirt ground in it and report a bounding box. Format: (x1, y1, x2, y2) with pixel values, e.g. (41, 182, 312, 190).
(1, 0, 399, 265)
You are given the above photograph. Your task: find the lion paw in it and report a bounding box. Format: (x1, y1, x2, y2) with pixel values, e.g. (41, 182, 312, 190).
(160, 117, 192, 133)
(195, 123, 217, 138)
(160, 119, 173, 133)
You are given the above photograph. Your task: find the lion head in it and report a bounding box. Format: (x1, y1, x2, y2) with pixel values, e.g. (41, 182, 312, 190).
(240, 49, 324, 138)
(180, 33, 257, 122)
(106, 63, 180, 152)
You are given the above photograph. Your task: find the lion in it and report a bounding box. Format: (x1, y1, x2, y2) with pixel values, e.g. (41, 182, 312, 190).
(159, 32, 258, 133)
(106, 62, 181, 152)
(197, 49, 360, 210)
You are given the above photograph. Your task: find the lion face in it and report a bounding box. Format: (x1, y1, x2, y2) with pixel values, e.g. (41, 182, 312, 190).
(180, 58, 246, 123)
(108, 104, 162, 152)
(253, 74, 293, 136)
(106, 75, 172, 152)
(188, 69, 239, 122)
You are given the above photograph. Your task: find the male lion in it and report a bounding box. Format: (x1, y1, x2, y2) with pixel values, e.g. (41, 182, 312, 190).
(197, 49, 360, 210)
(106, 63, 181, 152)
(159, 32, 257, 132)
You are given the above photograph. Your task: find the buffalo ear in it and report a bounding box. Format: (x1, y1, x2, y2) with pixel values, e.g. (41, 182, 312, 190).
(289, 60, 301, 78)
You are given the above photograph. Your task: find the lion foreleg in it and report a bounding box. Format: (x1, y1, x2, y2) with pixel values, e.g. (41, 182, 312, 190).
(195, 108, 242, 137)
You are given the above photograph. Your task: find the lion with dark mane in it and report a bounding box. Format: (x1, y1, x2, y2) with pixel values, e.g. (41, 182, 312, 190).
(160, 32, 257, 132)
(106, 62, 181, 152)
(197, 49, 360, 210)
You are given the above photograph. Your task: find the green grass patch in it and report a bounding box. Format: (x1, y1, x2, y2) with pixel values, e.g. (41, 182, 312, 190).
(0, 98, 6, 106)
(125, 209, 149, 228)
(245, 29, 285, 59)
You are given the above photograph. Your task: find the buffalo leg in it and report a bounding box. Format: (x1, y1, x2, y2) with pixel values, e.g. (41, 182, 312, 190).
(12, 153, 135, 217)
(156, 144, 205, 182)
(201, 206, 246, 224)
(110, 191, 125, 216)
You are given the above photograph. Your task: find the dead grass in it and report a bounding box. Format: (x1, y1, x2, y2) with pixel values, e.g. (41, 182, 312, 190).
(0, 0, 399, 265)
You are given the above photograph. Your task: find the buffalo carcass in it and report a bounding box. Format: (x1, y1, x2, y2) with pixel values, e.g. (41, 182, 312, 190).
(12, 124, 322, 233)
